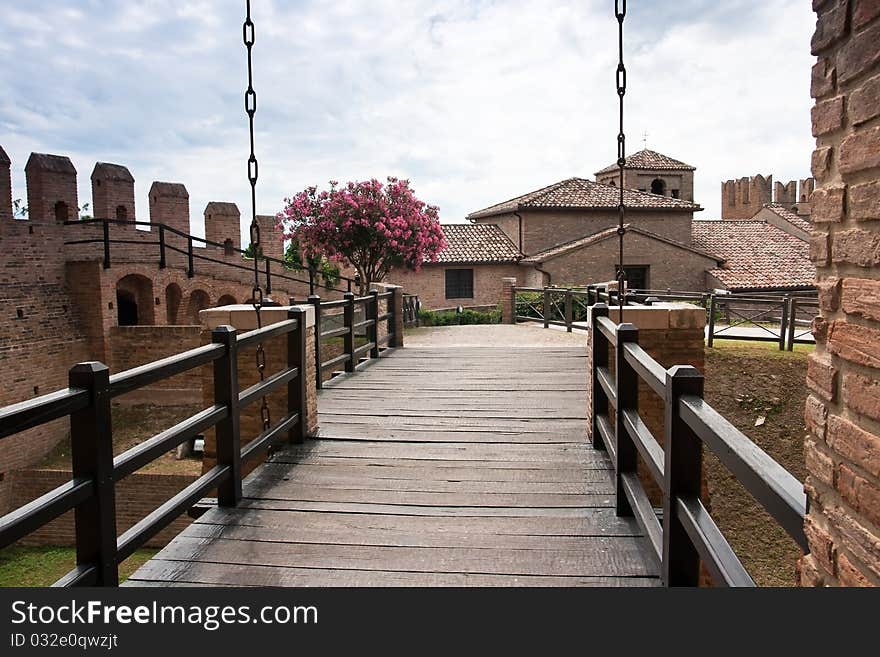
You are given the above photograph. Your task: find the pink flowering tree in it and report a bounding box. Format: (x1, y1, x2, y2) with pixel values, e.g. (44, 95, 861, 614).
(277, 177, 446, 294)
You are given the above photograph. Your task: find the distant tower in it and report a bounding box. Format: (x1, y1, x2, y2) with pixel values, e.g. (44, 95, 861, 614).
(149, 182, 190, 235)
(595, 148, 696, 202)
(720, 175, 773, 220)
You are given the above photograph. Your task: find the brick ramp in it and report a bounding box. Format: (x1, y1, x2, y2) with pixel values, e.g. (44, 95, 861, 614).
(126, 333, 659, 586)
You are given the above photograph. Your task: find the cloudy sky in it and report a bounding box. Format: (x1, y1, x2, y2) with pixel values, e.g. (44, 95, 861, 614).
(1, 1, 816, 243)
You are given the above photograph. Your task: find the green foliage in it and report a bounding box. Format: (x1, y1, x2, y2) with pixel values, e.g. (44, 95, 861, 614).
(418, 306, 501, 326)
(12, 198, 27, 218)
(283, 239, 341, 288)
(243, 242, 264, 260)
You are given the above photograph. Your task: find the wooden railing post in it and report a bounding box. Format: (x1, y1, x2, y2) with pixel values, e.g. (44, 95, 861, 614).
(212, 326, 241, 507)
(587, 284, 596, 306)
(158, 224, 166, 269)
(187, 235, 195, 278)
(662, 365, 704, 586)
(68, 362, 118, 586)
(265, 258, 272, 294)
(543, 287, 551, 328)
(786, 297, 798, 351)
(102, 219, 111, 269)
(564, 289, 573, 332)
(368, 289, 380, 359)
(615, 323, 639, 516)
(344, 292, 355, 373)
(706, 294, 716, 347)
(389, 286, 404, 348)
(590, 303, 610, 451)
(778, 295, 790, 351)
(308, 295, 322, 389)
(287, 307, 307, 444)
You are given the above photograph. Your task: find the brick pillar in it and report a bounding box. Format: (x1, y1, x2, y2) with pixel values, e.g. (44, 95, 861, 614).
(204, 202, 241, 255)
(198, 304, 318, 478)
(25, 153, 78, 224)
(91, 163, 135, 221)
(587, 304, 706, 504)
(0, 145, 11, 222)
(501, 277, 517, 324)
(800, 0, 880, 587)
(256, 214, 284, 261)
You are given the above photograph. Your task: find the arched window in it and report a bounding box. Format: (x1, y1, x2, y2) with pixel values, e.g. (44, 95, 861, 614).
(650, 178, 666, 196)
(116, 205, 128, 220)
(224, 238, 234, 256)
(54, 201, 69, 222)
(609, 180, 616, 187)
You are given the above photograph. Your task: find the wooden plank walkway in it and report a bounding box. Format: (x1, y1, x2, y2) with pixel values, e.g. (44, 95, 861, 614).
(128, 328, 659, 586)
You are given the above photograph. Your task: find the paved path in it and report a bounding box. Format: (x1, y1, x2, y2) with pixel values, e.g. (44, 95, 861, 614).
(128, 325, 658, 586)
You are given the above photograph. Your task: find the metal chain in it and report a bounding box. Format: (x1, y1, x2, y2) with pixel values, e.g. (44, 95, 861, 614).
(243, 0, 270, 431)
(615, 0, 627, 323)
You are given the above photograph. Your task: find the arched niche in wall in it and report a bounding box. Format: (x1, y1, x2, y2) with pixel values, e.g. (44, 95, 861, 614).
(165, 283, 183, 324)
(116, 274, 155, 326)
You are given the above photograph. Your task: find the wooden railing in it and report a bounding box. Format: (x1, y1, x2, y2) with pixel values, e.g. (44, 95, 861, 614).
(0, 308, 309, 586)
(63, 218, 357, 295)
(308, 290, 398, 389)
(515, 286, 818, 350)
(589, 303, 808, 586)
(403, 294, 421, 328)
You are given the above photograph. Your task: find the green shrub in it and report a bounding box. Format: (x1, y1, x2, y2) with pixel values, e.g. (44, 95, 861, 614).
(418, 307, 501, 326)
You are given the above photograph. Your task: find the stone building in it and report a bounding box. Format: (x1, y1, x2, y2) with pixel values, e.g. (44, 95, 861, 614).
(394, 148, 815, 308)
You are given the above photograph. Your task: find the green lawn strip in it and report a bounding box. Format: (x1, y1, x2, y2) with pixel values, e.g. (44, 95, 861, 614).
(0, 546, 157, 587)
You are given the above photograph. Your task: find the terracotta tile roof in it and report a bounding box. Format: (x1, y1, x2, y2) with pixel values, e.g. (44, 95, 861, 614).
(692, 220, 816, 291)
(762, 203, 812, 233)
(523, 224, 721, 264)
(467, 177, 701, 219)
(434, 223, 521, 264)
(595, 148, 696, 175)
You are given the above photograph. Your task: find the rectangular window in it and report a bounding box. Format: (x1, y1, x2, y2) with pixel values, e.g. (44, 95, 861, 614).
(671, 189, 680, 198)
(445, 269, 474, 299)
(617, 265, 649, 291)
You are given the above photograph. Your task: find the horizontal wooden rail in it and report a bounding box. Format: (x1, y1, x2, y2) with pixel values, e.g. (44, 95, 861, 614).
(678, 396, 808, 549)
(0, 388, 90, 440)
(320, 353, 351, 371)
(0, 308, 309, 586)
(588, 302, 809, 587)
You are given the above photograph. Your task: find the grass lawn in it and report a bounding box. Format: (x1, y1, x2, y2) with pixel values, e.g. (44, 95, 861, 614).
(0, 546, 157, 587)
(703, 339, 811, 586)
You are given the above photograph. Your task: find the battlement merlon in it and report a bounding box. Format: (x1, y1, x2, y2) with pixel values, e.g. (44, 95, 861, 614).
(205, 202, 242, 252)
(92, 162, 135, 222)
(0, 146, 11, 222)
(149, 181, 191, 236)
(25, 153, 78, 224)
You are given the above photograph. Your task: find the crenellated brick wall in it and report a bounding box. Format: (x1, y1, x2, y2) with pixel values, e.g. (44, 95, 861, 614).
(801, 0, 880, 587)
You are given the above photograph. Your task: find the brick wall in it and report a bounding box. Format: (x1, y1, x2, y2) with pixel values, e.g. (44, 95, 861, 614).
(108, 325, 202, 404)
(387, 262, 529, 310)
(721, 175, 773, 220)
(539, 230, 718, 290)
(801, 0, 880, 587)
(91, 163, 136, 221)
(205, 202, 241, 253)
(586, 305, 706, 503)
(10, 469, 196, 548)
(199, 306, 318, 478)
(526, 209, 694, 254)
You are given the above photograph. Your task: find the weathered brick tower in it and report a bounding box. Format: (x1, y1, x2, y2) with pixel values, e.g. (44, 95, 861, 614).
(0, 146, 11, 222)
(149, 181, 190, 234)
(720, 174, 773, 220)
(801, 0, 880, 587)
(205, 202, 241, 254)
(91, 163, 135, 220)
(24, 153, 78, 224)
(256, 214, 284, 261)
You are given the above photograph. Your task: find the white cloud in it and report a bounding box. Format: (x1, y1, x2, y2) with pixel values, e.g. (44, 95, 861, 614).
(0, 0, 816, 246)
